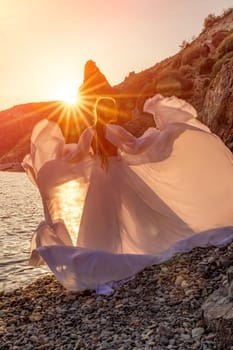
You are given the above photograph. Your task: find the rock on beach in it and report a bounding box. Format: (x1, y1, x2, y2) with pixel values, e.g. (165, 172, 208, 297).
(1, 240, 233, 349)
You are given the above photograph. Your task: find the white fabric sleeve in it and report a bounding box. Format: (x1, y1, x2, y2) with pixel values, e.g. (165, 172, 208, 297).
(23, 120, 95, 178)
(143, 94, 211, 132)
(105, 124, 159, 155)
(29, 119, 65, 175)
(62, 127, 95, 162)
(21, 153, 38, 186)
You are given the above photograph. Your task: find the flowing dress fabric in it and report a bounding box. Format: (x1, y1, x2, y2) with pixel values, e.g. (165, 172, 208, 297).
(23, 96, 233, 292)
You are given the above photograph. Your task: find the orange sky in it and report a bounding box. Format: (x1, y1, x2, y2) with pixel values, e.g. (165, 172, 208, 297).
(0, 0, 232, 110)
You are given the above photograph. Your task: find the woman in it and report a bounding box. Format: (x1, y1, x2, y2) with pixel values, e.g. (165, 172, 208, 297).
(91, 97, 118, 168)
(23, 95, 233, 294)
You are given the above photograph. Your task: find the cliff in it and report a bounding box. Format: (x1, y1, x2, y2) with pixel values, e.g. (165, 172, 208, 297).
(0, 8, 233, 170)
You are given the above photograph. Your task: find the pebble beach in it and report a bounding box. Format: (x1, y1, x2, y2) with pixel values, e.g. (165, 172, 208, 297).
(1, 240, 233, 350)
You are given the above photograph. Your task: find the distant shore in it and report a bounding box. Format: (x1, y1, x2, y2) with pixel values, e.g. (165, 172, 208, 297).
(1, 241, 233, 349)
(0, 162, 23, 172)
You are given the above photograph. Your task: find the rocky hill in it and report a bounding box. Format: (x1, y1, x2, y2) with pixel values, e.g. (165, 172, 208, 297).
(0, 8, 233, 171)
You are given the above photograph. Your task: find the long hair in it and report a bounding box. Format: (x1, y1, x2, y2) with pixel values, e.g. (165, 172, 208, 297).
(94, 97, 118, 125)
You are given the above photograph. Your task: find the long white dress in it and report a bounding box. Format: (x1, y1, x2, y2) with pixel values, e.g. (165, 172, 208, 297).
(22, 95, 233, 293)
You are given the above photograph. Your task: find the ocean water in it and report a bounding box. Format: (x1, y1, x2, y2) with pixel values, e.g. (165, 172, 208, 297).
(0, 171, 49, 292)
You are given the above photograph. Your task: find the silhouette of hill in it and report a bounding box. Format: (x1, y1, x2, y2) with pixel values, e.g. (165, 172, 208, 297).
(0, 8, 233, 170)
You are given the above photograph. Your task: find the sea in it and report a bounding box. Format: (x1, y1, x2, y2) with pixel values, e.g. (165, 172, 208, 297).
(0, 171, 49, 292)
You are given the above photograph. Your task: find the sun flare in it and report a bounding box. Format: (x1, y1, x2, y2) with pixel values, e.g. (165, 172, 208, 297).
(57, 82, 79, 106)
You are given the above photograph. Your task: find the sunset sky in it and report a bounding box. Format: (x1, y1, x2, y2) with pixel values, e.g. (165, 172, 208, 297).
(0, 0, 232, 110)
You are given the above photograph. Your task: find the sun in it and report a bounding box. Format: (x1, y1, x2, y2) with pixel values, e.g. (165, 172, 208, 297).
(57, 82, 79, 106)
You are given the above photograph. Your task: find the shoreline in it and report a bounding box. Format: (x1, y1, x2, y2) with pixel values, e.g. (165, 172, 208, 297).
(1, 242, 233, 349)
(0, 270, 51, 296)
(0, 163, 23, 172)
